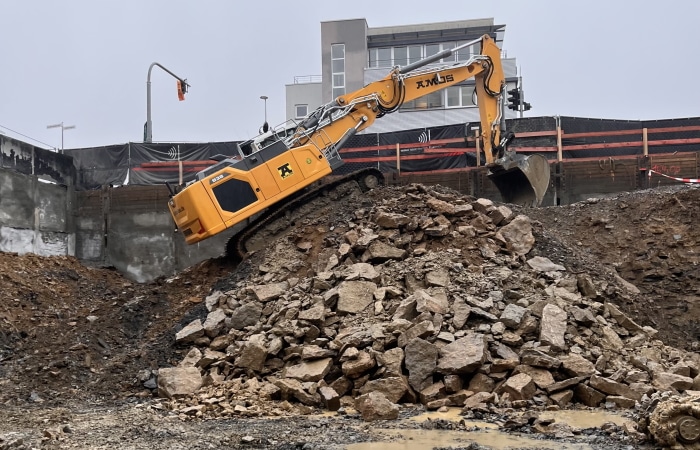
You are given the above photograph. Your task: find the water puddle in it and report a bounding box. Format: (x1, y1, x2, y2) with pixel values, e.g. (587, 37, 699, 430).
(537, 409, 628, 428)
(345, 408, 628, 450)
(346, 428, 593, 450)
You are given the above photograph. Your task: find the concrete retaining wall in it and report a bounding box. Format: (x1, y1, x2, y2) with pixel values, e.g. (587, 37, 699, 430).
(0, 170, 75, 255)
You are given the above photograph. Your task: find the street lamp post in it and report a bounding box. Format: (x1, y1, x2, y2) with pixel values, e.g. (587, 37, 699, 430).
(260, 95, 269, 133)
(145, 62, 189, 143)
(47, 122, 76, 152)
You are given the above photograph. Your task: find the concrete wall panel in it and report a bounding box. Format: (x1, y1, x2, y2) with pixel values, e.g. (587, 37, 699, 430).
(0, 171, 35, 228)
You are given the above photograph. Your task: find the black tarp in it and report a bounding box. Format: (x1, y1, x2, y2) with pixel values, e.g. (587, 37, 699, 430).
(62, 117, 700, 189)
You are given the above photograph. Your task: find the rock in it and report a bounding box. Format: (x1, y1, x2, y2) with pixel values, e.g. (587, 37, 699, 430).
(301, 345, 335, 360)
(274, 378, 319, 406)
(405, 338, 438, 391)
(570, 306, 596, 326)
(607, 396, 636, 409)
(355, 392, 400, 421)
(419, 381, 446, 404)
(366, 241, 407, 262)
(251, 282, 288, 302)
(157, 367, 203, 399)
(502, 373, 536, 401)
(425, 269, 450, 288)
(398, 320, 435, 348)
(175, 319, 204, 344)
(463, 391, 495, 409)
(605, 303, 644, 333)
(452, 298, 471, 329)
(576, 274, 597, 297)
(376, 347, 404, 376)
(342, 351, 376, 378)
(426, 197, 456, 215)
(574, 383, 606, 407)
(228, 303, 262, 330)
(237, 338, 268, 372)
(284, 358, 333, 382)
(444, 374, 463, 393)
(600, 326, 624, 351)
(520, 350, 561, 370)
(560, 353, 596, 377)
(179, 347, 202, 368)
(202, 309, 227, 338)
(359, 377, 409, 403)
(500, 303, 528, 329)
(512, 365, 555, 389)
(589, 375, 641, 401)
(468, 373, 495, 393)
(437, 333, 487, 374)
(653, 372, 694, 392)
(336, 281, 378, 314)
(374, 211, 411, 229)
(527, 256, 565, 272)
(413, 289, 448, 314)
(545, 377, 587, 394)
(549, 389, 574, 407)
(495, 215, 534, 256)
(196, 349, 226, 369)
(540, 304, 567, 350)
(298, 304, 326, 324)
(319, 386, 341, 411)
(340, 263, 381, 281)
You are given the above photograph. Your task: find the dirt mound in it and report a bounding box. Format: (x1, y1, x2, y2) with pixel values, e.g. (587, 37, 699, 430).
(0, 182, 698, 415)
(523, 185, 700, 350)
(0, 252, 230, 405)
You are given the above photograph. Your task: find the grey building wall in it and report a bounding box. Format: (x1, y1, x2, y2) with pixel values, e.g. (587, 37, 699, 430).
(285, 81, 323, 122)
(321, 19, 368, 102)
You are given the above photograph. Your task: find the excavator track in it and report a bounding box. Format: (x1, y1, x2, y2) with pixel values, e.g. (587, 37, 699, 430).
(639, 394, 700, 448)
(225, 168, 383, 262)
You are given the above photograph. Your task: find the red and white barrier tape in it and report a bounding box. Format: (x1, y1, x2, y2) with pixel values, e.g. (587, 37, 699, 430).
(648, 169, 700, 184)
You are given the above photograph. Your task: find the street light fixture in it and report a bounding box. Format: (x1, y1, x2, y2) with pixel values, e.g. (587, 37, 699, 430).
(46, 122, 76, 151)
(260, 95, 269, 133)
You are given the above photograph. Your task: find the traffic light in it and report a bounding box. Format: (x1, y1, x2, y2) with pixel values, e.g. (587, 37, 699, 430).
(507, 87, 521, 111)
(177, 79, 188, 101)
(523, 102, 532, 111)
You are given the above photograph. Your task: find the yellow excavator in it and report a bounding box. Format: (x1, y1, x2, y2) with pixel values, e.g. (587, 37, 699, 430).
(167, 34, 550, 256)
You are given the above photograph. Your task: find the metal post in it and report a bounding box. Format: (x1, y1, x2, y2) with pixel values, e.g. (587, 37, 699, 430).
(145, 62, 190, 143)
(642, 128, 649, 156)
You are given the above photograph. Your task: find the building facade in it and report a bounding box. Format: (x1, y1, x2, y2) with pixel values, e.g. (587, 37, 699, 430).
(285, 18, 520, 134)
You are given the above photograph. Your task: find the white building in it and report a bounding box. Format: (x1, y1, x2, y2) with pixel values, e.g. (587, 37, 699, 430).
(285, 18, 520, 134)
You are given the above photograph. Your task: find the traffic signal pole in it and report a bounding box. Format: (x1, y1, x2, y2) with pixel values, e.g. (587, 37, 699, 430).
(145, 62, 190, 143)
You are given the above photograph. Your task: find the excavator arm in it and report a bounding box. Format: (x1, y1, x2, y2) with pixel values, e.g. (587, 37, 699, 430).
(290, 34, 549, 206)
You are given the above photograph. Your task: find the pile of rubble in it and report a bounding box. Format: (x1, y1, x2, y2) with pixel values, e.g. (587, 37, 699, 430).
(147, 183, 700, 420)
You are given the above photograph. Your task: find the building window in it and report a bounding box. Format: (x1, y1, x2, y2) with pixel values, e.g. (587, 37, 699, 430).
(295, 104, 308, 119)
(331, 43, 345, 98)
(456, 40, 473, 62)
(445, 85, 477, 108)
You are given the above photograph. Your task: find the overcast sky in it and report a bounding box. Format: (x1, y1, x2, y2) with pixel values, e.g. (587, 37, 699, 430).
(1, 0, 699, 150)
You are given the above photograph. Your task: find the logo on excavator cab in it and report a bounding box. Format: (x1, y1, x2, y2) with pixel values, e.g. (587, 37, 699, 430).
(416, 74, 454, 89)
(209, 173, 229, 184)
(278, 163, 293, 179)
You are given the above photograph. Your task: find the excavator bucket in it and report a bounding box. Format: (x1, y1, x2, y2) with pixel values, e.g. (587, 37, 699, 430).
(487, 152, 550, 206)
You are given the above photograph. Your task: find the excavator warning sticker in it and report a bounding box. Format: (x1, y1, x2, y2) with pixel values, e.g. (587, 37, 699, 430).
(278, 163, 293, 179)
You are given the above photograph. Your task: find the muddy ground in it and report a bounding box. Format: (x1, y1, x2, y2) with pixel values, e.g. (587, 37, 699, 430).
(0, 182, 698, 449)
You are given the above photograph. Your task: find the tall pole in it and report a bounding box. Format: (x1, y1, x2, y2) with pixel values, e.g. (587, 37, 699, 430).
(259, 95, 269, 133)
(47, 121, 76, 152)
(145, 62, 189, 143)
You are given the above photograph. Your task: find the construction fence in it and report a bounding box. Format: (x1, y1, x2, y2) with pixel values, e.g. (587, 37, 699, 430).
(60, 116, 700, 195)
